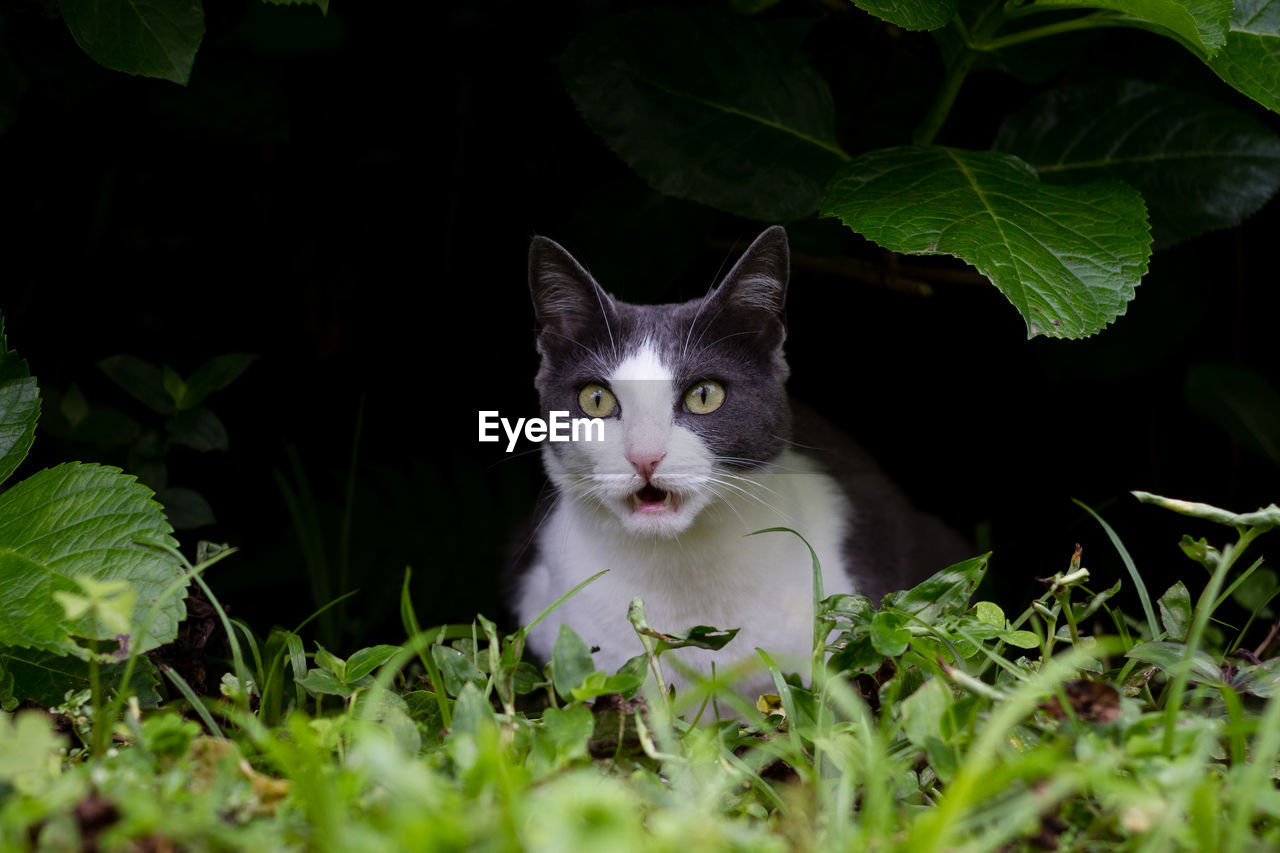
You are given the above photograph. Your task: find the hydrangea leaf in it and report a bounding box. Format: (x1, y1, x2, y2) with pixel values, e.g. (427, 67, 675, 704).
(560, 8, 846, 221)
(0, 462, 187, 658)
(995, 79, 1280, 247)
(822, 146, 1151, 339)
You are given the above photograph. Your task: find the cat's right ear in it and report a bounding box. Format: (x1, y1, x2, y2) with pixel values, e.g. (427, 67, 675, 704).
(528, 237, 618, 352)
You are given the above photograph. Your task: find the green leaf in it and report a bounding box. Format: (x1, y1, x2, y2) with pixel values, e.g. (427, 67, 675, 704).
(822, 147, 1150, 339)
(568, 670, 645, 703)
(1232, 567, 1277, 617)
(1126, 640, 1222, 683)
(994, 79, 1280, 247)
(0, 462, 186, 657)
(294, 667, 350, 697)
(431, 645, 484, 697)
(1133, 491, 1280, 530)
(973, 601, 1005, 627)
(901, 677, 951, 750)
(180, 353, 256, 411)
(167, 407, 229, 452)
(644, 624, 741, 653)
(1031, 0, 1230, 55)
(0, 319, 39, 488)
(1158, 582, 1193, 641)
(870, 611, 911, 657)
(540, 704, 594, 763)
(1003, 630, 1041, 649)
(313, 642, 346, 681)
(828, 634, 883, 673)
(60, 0, 205, 86)
(883, 554, 989, 623)
(1187, 363, 1280, 468)
(850, 0, 957, 30)
(99, 355, 177, 416)
(0, 646, 161, 707)
(552, 624, 596, 701)
(560, 8, 846, 221)
(345, 644, 402, 682)
(1207, 0, 1280, 114)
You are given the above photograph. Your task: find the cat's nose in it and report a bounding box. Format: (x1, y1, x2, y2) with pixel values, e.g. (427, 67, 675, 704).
(627, 451, 665, 481)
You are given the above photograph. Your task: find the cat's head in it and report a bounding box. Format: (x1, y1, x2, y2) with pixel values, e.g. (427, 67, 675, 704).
(528, 226, 793, 538)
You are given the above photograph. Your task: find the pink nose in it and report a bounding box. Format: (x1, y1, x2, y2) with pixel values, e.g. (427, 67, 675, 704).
(628, 451, 665, 481)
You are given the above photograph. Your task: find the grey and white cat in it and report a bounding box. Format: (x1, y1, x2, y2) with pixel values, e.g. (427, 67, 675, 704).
(510, 226, 968, 692)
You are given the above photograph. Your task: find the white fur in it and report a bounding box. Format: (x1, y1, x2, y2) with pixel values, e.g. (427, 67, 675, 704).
(517, 340, 857, 697)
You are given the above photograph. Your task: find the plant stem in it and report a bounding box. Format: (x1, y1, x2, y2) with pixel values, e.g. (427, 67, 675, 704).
(913, 48, 976, 147)
(976, 13, 1116, 51)
(89, 640, 106, 757)
(1162, 527, 1262, 753)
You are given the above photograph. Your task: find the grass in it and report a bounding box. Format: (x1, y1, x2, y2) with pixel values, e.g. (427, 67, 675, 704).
(2, 492, 1279, 851)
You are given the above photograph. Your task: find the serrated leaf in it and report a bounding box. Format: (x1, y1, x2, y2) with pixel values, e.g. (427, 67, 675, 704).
(1031, 0, 1231, 55)
(264, 0, 330, 14)
(994, 79, 1280, 247)
(1133, 491, 1280, 529)
(1158, 581, 1192, 641)
(822, 147, 1150, 339)
(180, 353, 256, 411)
(0, 646, 161, 707)
(552, 624, 596, 701)
(883, 553, 989, 623)
(1207, 0, 1280, 114)
(560, 8, 846, 221)
(851, 0, 956, 30)
(0, 463, 186, 657)
(99, 355, 176, 416)
(1187, 363, 1280, 468)
(167, 407, 229, 452)
(60, 0, 205, 86)
(0, 319, 39, 488)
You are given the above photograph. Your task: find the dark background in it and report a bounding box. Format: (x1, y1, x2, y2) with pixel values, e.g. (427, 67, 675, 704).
(1, 0, 1275, 652)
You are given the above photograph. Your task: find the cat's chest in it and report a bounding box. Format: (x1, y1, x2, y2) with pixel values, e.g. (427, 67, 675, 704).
(516, 450, 857, 682)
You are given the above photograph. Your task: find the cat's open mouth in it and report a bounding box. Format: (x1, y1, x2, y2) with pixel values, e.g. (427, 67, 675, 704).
(631, 484, 677, 514)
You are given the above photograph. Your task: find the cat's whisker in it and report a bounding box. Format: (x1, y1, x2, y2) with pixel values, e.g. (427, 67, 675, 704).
(703, 476, 797, 526)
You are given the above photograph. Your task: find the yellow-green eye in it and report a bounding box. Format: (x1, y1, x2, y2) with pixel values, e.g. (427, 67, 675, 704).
(684, 380, 725, 415)
(578, 383, 619, 418)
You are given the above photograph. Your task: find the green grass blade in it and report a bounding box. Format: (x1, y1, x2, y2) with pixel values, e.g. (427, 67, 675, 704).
(158, 663, 223, 738)
(1075, 498, 1160, 640)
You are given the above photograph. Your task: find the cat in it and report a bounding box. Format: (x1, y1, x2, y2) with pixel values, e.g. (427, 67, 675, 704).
(508, 226, 969, 695)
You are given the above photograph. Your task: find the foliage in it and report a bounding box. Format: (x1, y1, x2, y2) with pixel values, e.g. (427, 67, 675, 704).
(2, 481, 1279, 850)
(0, 320, 189, 731)
(42, 352, 255, 531)
(558, 0, 1280, 339)
(54, 0, 327, 86)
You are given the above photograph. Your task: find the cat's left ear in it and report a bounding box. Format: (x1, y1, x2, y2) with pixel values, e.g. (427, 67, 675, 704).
(709, 225, 789, 347)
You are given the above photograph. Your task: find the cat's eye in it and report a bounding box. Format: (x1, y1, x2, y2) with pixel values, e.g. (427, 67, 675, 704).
(578, 383, 619, 418)
(683, 380, 725, 415)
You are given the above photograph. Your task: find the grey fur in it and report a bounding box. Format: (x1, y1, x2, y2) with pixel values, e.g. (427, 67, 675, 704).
(514, 226, 968, 606)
